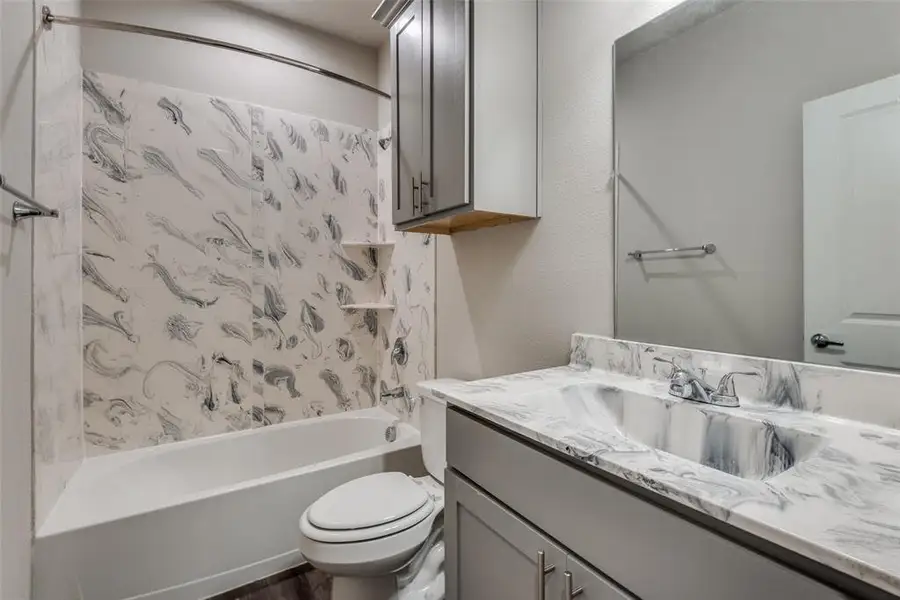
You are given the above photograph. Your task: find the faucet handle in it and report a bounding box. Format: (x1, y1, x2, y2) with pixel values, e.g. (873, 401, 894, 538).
(712, 371, 760, 404)
(652, 356, 679, 377)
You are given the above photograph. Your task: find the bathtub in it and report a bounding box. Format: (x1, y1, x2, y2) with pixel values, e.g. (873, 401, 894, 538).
(34, 407, 422, 600)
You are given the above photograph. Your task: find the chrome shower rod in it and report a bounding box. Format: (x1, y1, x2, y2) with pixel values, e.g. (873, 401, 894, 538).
(0, 174, 59, 222)
(41, 6, 391, 100)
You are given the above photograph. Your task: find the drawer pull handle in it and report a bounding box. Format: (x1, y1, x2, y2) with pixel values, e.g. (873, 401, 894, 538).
(564, 571, 584, 598)
(411, 177, 420, 213)
(536, 550, 555, 600)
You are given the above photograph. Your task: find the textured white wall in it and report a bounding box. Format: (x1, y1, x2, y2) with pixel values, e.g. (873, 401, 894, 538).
(436, 0, 677, 380)
(377, 40, 391, 127)
(81, 0, 381, 129)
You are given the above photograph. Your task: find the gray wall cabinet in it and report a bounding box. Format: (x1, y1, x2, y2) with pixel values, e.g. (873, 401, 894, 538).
(386, 0, 539, 235)
(447, 409, 857, 600)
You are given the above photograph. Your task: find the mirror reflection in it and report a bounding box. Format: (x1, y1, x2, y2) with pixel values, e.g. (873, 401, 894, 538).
(614, 0, 900, 372)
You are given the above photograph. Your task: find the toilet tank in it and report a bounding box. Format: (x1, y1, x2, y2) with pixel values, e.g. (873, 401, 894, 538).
(415, 379, 461, 484)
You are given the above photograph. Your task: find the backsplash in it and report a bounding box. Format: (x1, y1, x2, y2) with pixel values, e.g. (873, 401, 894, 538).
(571, 334, 900, 429)
(81, 71, 434, 455)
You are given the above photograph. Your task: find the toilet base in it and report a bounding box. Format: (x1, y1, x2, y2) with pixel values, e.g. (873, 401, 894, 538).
(332, 575, 396, 600)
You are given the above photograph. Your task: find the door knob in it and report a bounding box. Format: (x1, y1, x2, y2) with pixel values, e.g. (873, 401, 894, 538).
(810, 333, 844, 349)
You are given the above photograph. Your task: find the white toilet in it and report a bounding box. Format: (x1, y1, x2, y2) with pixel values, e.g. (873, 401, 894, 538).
(299, 380, 456, 600)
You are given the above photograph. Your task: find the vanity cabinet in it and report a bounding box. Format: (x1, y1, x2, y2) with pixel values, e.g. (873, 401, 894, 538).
(386, 0, 539, 234)
(446, 409, 856, 600)
(446, 471, 630, 600)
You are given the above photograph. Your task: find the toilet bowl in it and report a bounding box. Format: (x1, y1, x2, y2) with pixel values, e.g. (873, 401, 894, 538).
(298, 380, 457, 600)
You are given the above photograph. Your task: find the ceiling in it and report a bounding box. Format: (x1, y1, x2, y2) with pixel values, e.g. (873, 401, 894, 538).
(238, 0, 389, 48)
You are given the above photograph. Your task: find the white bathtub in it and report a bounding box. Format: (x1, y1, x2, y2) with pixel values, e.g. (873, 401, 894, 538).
(34, 408, 422, 600)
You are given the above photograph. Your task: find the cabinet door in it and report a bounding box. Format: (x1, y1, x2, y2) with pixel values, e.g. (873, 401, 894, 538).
(565, 554, 636, 600)
(423, 0, 469, 215)
(446, 471, 565, 600)
(391, 0, 424, 225)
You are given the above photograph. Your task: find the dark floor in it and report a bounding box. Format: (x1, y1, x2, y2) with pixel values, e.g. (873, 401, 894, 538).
(206, 566, 332, 600)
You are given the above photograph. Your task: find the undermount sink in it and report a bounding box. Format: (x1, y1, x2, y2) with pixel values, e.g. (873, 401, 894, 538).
(557, 384, 824, 481)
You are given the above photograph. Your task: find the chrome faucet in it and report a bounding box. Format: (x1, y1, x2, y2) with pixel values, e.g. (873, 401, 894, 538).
(653, 357, 759, 408)
(380, 383, 415, 415)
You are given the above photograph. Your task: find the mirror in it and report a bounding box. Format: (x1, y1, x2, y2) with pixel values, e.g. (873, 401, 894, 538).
(614, 0, 900, 372)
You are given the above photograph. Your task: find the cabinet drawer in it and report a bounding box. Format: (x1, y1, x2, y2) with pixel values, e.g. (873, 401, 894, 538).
(447, 409, 850, 600)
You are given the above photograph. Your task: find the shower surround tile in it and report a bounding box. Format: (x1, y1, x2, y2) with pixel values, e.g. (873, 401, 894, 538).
(80, 72, 433, 455)
(33, 0, 84, 528)
(82, 72, 254, 454)
(376, 125, 436, 426)
(256, 107, 380, 424)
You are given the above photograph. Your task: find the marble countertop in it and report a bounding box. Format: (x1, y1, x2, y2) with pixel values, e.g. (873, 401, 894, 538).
(431, 366, 900, 597)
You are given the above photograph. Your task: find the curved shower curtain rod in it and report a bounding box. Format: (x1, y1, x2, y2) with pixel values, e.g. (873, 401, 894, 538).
(41, 6, 391, 100)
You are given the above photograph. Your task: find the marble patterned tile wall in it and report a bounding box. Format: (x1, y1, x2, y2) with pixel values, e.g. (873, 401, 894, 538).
(81, 72, 431, 454)
(33, 1, 84, 527)
(254, 105, 380, 423)
(375, 125, 436, 426)
(82, 71, 255, 453)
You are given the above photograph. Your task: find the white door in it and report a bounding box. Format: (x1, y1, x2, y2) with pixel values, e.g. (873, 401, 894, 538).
(804, 74, 900, 370)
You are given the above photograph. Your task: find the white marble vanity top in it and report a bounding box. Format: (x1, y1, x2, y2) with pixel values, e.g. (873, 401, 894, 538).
(432, 350, 900, 597)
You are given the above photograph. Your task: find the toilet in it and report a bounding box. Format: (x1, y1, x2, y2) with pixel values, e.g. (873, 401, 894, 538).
(299, 380, 456, 600)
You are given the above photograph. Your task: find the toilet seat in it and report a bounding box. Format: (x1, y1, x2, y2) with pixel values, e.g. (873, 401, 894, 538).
(308, 472, 430, 530)
(300, 472, 436, 544)
(298, 473, 445, 577)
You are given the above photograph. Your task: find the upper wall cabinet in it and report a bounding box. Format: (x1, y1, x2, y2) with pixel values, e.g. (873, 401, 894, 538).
(378, 0, 540, 235)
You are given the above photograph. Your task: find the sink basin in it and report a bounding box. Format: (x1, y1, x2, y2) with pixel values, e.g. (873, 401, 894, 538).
(557, 384, 823, 481)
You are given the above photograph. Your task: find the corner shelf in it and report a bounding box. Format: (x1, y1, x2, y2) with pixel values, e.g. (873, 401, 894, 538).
(340, 241, 396, 249)
(340, 303, 396, 311)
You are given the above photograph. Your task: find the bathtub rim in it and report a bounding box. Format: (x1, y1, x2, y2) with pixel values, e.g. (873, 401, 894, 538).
(38, 407, 419, 539)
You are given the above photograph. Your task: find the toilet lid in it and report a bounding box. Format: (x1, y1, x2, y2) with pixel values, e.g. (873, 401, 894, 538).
(307, 472, 430, 531)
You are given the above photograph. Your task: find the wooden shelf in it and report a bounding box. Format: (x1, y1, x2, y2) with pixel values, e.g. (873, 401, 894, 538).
(340, 303, 396, 311)
(402, 210, 536, 235)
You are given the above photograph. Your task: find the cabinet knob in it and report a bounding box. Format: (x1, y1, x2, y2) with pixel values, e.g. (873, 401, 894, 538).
(536, 550, 556, 600)
(564, 571, 584, 598)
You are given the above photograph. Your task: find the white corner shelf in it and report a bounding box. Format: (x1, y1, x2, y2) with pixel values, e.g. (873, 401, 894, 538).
(340, 240, 396, 249)
(340, 303, 396, 311)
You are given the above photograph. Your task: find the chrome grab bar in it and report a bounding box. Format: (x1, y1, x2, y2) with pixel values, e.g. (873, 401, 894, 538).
(628, 243, 716, 260)
(0, 174, 59, 222)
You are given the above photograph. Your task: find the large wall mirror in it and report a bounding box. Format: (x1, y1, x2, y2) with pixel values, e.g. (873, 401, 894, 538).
(614, 0, 900, 372)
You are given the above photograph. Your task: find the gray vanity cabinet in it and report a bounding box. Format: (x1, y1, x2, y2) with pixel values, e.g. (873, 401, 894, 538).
(565, 554, 635, 600)
(445, 472, 567, 600)
(447, 409, 856, 600)
(386, 0, 539, 234)
(445, 471, 629, 600)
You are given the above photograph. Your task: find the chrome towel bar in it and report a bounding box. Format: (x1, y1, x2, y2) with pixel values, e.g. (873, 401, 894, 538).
(0, 174, 59, 223)
(628, 243, 716, 260)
